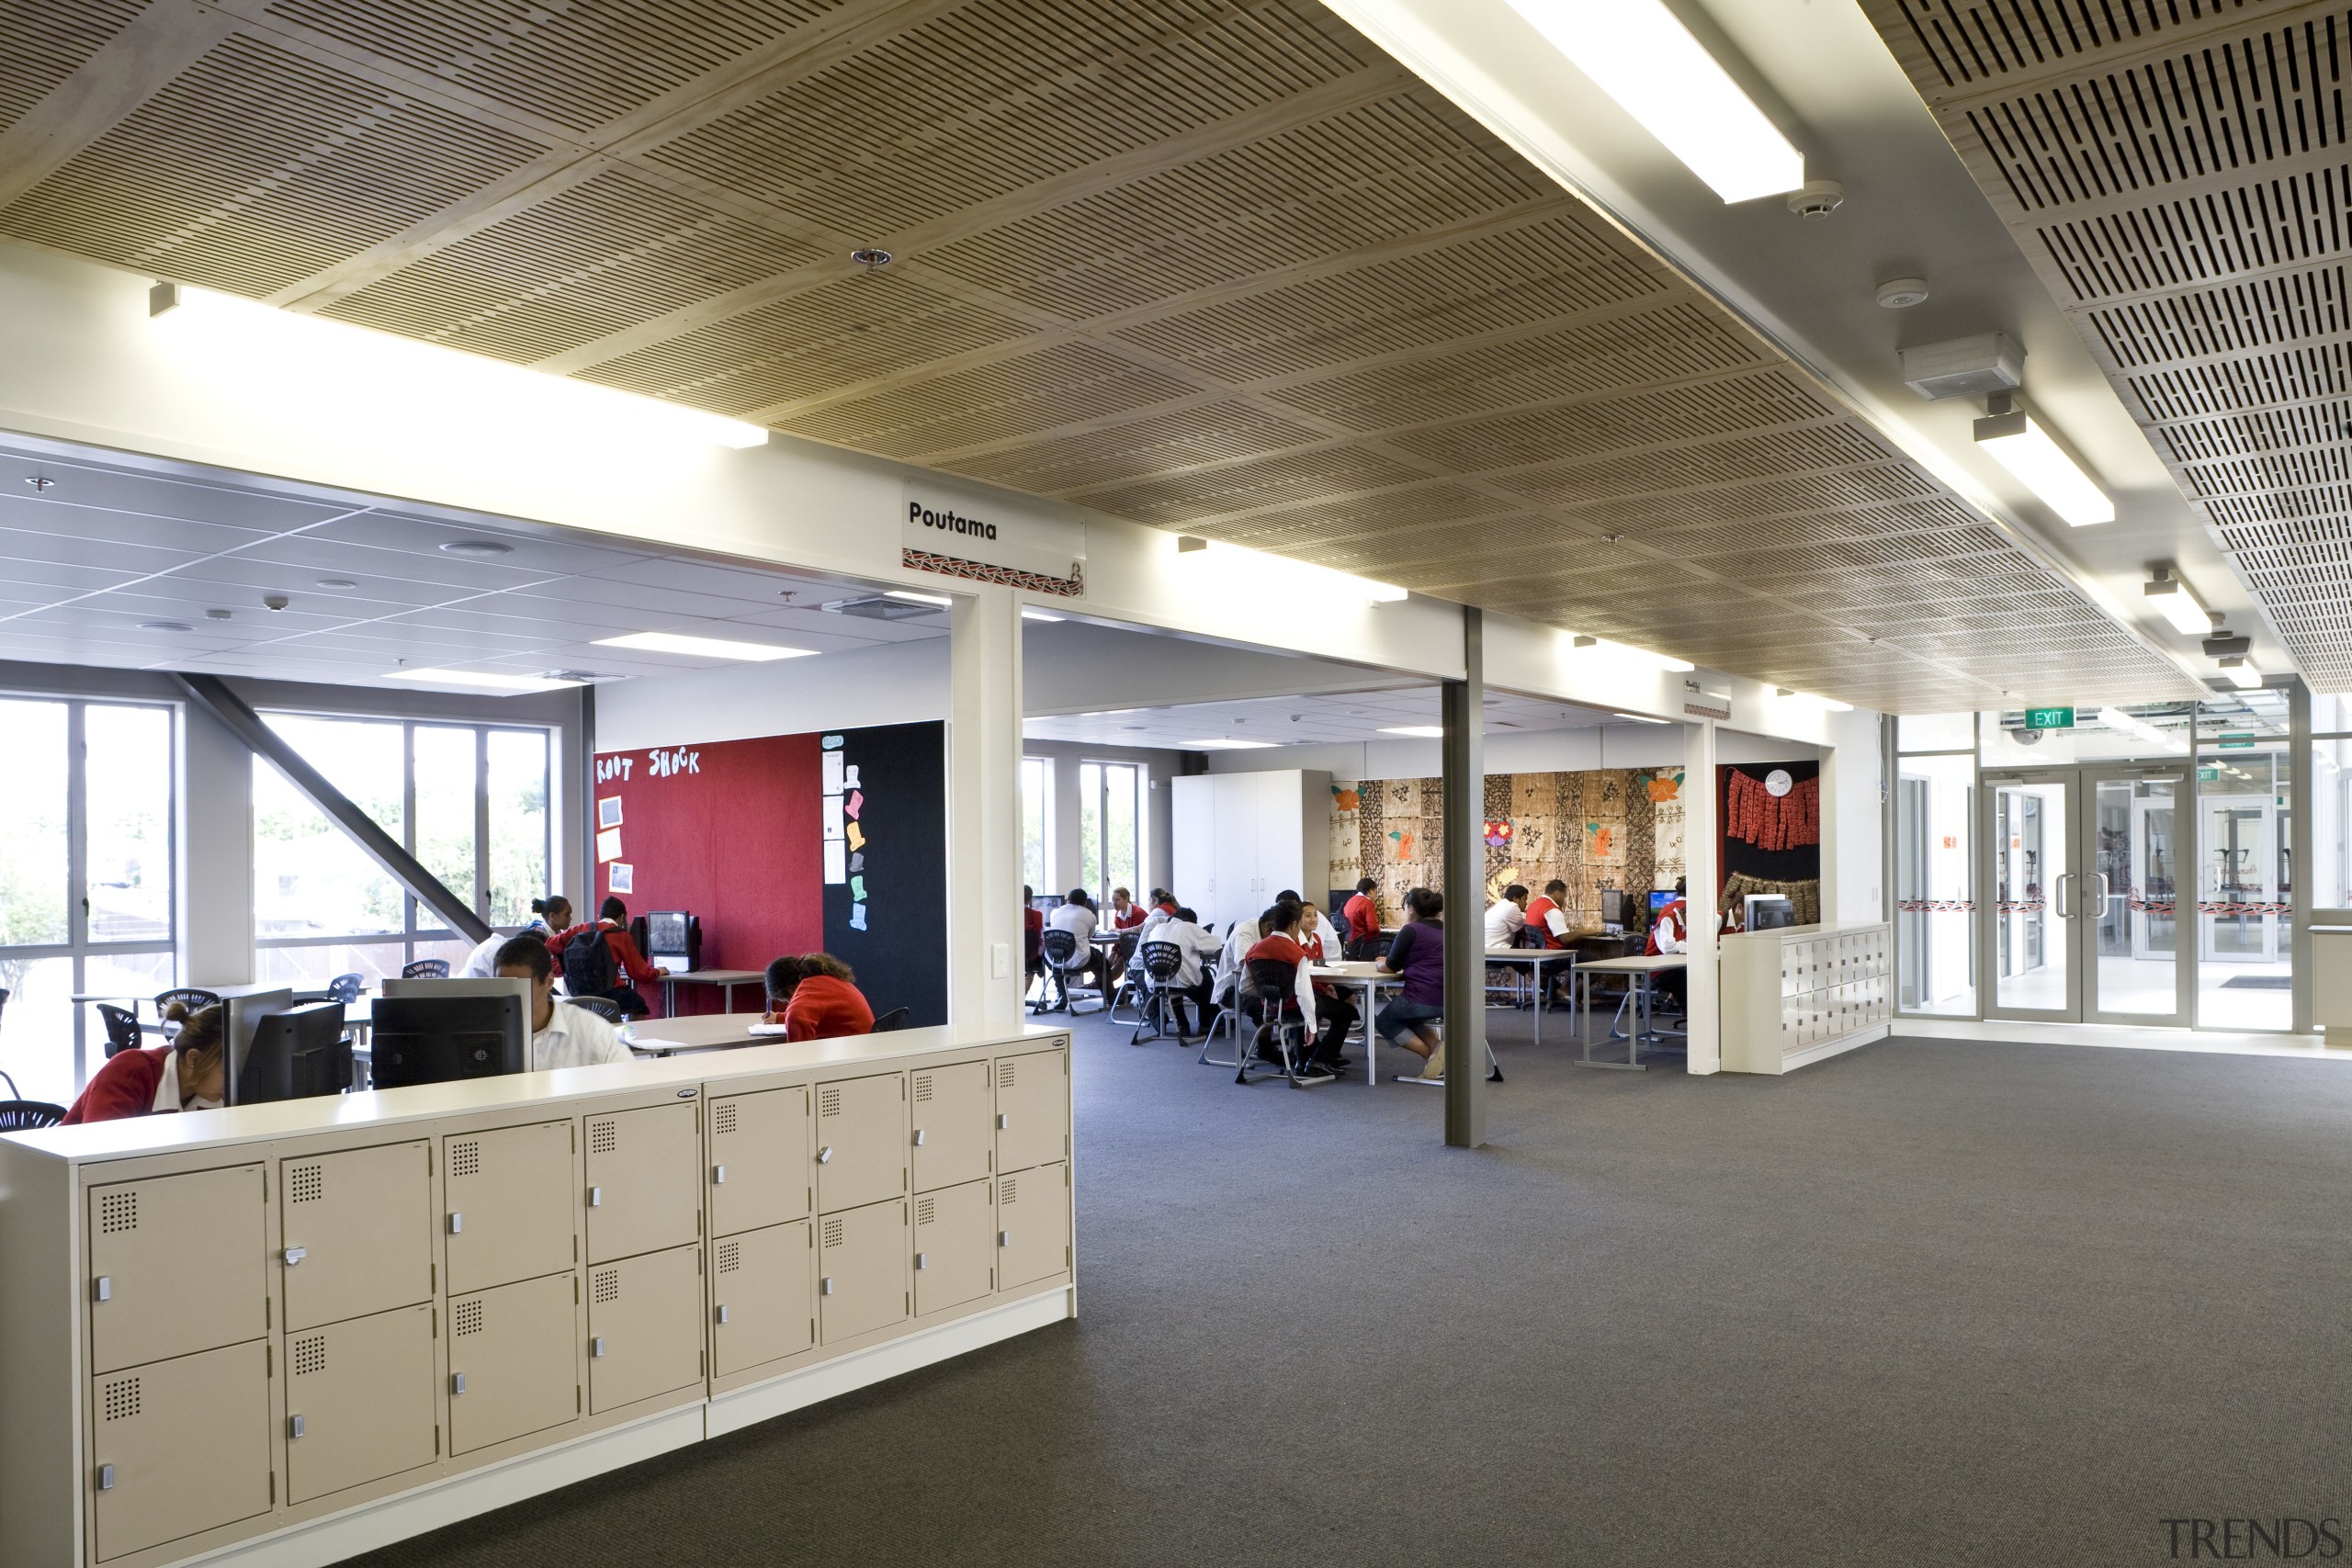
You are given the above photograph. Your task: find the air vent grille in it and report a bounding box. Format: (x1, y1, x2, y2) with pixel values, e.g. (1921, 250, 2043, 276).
(818, 1088, 842, 1118)
(291, 1335, 326, 1377)
(590, 1120, 617, 1154)
(1001, 1176, 1017, 1204)
(448, 1141, 480, 1179)
(717, 1240, 740, 1273)
(453, 1299, 484, 1337)
(997, 1061, 1016, 1089)
(916, 1197, 935, 1226)
(97, 1190, 137, 1234)
(102, 1376, 140, 1421)
(713, 1101, 737, 1135)
(288, 1163, 323, 1204)
(821, 1217, 843, 1248)
(592, 1269, 620, 1303)
(913, 1075, 932, 1103)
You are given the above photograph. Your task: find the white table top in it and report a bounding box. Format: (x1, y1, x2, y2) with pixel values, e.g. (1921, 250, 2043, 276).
(1577, 953, 1688, 973)
(663, 968, 765, 985)
(624, 1010, 780, 1051)
(1307, 962, 1396, 981)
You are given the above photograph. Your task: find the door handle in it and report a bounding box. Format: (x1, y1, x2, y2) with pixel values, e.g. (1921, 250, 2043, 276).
(93, 1276, 111, 1303)
(591, 1337, 605, 1359)
(97, 1464, 114, 1492)
(912, 1129, 925, 1146)
(820, 1277, 835, 1296)
(711, 1165, 726, 1184)
(588, 1186, 603, 1208)
(816, 1145, 832, 1164)
(915, 1252, 929, 1270)
(2052, 874, 2070, 919)
(447, 1213, 463, 1235)
(451, 1371, 466, 1395)
(2096, 873, 2112, 908)
(288, 1415, 305, 1439)
(716, 1304, 729, 1325)
(282, 1247, 306, 1267)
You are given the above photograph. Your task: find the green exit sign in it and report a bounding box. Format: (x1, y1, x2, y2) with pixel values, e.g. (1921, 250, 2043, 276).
(2026, 705, 2075, 730)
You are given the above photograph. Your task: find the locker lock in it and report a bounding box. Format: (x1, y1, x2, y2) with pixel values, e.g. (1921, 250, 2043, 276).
(912, 1129, 926, 1146)
(288, 1415, 306, 1440)
(447, 1213, 463, 1235)
(282, 1247, 307, 1268)
(820, 1277, 835, 1296)
(816, 1145, 833, 1164)
(915, 1252, 929, 1270)
(450, 1371, 467, 1396)
(588, 1186, 604, 1208)
(93, 1276, 111, 1303)
(715, 1304, 729, 1325)
(591, 1337, 606, 1359)
(96, 1464, 114, 1493)
(712, 1164, 726, 1184)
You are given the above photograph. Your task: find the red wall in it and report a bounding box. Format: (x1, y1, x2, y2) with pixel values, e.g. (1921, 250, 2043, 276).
(593, 732, 824, 1013)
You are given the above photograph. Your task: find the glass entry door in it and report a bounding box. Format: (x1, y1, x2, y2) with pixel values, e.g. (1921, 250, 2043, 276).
(1981, 766, 2190, 1025)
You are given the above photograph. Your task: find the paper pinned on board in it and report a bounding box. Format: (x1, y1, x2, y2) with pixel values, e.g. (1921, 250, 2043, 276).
(823, 840, 846, 885)
(597, 796, 623, 829)
(845, 789, 865, 819)
(596, 828, 623, 863)
(842, 764, 861, 789)
(608, 862, 633, 895)
(847, 852, 865, 874)
(820, 734, 844, 750)
(821, 751, 844, 793)
(848, 904, 867, 931)
(849, 874, 867, 902)
(822, 795, 844, 840)
(846, 821, 865, 852)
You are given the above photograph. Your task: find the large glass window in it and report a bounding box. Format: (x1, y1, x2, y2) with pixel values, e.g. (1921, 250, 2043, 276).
(1895, 750, 1974, 1015)
(1020, 757, 1046, 894)
(254, 716, 553, 987)
(0, 697, 177, 1105)
(1078, 761, 1141, 907)
(2194, 692, 2290, 1031)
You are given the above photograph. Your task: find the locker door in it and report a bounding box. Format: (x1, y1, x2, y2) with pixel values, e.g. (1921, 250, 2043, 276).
(281, 1141, 433, 1330)
(586, 1244, 705, 1414)
(711, 1222, 813, 1377)
(993, 1051, 1067, 1175)
(814, 1072, 906, 1213)
(444, 1122, 573, 1295)
(284, 1304, 438, 1504)
(584, 1102, 700, 1265)
(997, 1163, 1068, 1290)
(912, 1179, 993, 1317)
(88, 1165, 267, 1375)
(447, 1272, 578, 1455)
(92, 1341, 272, 1562)
(910, 1062, 991, 1192)
(817, 1199, 908, 1345)
(707, 1087, 808, 1237)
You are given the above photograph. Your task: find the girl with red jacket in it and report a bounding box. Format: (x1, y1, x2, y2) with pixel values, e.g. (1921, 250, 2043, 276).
(62, 1002, 227, 1123)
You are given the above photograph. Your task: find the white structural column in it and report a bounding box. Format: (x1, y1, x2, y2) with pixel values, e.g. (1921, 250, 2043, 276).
(1682, 718, 1722, 1075)
(947, 585, 1025, 1026)
(181, 698, 254, 986)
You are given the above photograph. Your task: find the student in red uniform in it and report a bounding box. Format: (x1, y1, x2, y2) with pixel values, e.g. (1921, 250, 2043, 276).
(1241, 901, 1325, 1072)
(1023, 886, 1046, 995)
(781, 953, 874, 1042)
(548, 896, 667, 1017)
(62, 1002, 227, 1123)
(1341, 876, 1383, 960)
(1292, 900, 1358, 1069)
(1524, 878, 1575, 1006)
(1108, 887, 1148, 931)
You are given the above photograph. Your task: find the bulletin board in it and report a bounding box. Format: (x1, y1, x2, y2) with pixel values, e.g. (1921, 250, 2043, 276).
(817, 720, 947, 1029)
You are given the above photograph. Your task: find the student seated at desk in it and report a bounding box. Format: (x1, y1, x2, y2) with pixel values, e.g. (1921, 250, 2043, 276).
(1376, 887, 1448, 1078)
(1292, 905, 1357, 1069)
(549, 897, 667, 1017)
(460, 895, 571, 979)
(62, 1001, 226, 1122)
(1209, 908, 1269, 1012)
(1023, 886, 1046, 987)
(1341, 876, 1383, 960)
(496, 936, 630, 1069)
(1524, 880, 1574, 1005)
(1241, 901, 1323, 1066)
(1483, 884, 1530, 947)
(764, 953, 876, 1042)
(1149, 906, 1222, 1039)
(1046, 889, 1107, 990)
(1646, 878, 1690, 1016)
(1108, 886, 1148, 931)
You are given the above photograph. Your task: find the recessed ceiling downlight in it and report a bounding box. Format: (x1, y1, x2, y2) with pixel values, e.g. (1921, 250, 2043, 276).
(438, 539, 514, 557)
(141, 620, 194, 632)
(315, 578, 359, 590)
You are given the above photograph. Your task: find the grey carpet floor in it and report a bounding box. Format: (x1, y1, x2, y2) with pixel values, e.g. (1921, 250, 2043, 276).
(344, 1018, 2352, 1567)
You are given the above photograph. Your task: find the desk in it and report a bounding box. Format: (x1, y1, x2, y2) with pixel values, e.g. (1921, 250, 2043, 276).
(1571, 954, 1686, 1070)
(659, 968, 765, 1018)
(1306, 961, 1401, 1084)
(623, 1010, 778, 1056)
(1480, 949, 1577, 1047)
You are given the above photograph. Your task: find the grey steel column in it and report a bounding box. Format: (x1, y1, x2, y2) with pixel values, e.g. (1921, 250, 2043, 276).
(2291, 677, 2314, 1034)
(1441, 607, 1486, 1148)
(173, 673, 492, 945)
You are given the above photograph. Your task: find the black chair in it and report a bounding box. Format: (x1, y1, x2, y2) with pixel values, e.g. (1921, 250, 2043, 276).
(154, 987, 220, 1016)
(0, 1100, 65, 1131)
(326, 973, 365, 1004)
(871, 1007, 908, 1033)
(1132, 941, 1184, 1045)
(1033, 929, 1102, 1015)
(1240, 957, 1328, 1088)
(96, 1003, 144, 1058)
(0, 985, 9, 1027)
(401, 959, 449, 979)
(567, 995, 623, 1023)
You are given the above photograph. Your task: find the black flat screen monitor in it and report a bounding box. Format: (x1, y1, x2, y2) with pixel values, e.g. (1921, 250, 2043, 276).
(1748, 896, 1797, 931)
(234, 1001, 349, 1104)
(1599, 888, 1631, 929)
(370, 994, 527, 1088)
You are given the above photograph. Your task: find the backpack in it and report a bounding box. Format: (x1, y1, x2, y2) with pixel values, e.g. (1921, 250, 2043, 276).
(562, 926, 618, 998)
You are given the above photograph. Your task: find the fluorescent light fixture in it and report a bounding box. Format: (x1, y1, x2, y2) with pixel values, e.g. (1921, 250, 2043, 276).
(1182, 739, 1280, 750)
(594, 631, 814, 661)
(1574, 637, 1695, 673)
(152, 283, 768, 450)
(1775, 687, 1855, 713)
(1021, 607, 1066, 622)
(1360, 579, 1408, 604)
(884, 589, 953, 607)
(2220, 656, 2261, 690)
(1611, 712, 1670, 725)
(2144, 570, 2212, 636)
(1974, 407, 2114, 526)
(1379, 726, 1446, 739)
(1499, 0, 1804, 202)
(384, 668, 581, 694)
(2096, 705, 2185, 751)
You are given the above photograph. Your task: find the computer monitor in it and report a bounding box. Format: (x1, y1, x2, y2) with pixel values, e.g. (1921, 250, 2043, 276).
(638, 910, 700, 969)
(217, 987, 293, 1102)
(234, 1001, 350, 1104)
(370, 984, 529, 1089)
(1649, 889, 1677, 918)
(1599, 888, 1630, 931)
(1746, 895, 1797, 931)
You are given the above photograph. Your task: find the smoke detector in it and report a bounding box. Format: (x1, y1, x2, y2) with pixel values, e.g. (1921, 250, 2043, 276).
(1875, 276, 1930, 310)
(1786, 180, 1844, 219)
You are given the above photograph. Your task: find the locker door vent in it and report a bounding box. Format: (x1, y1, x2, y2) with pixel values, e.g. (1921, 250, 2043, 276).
(288, 1163, 324, 1204)
(821, 1217, 843, 1249)
(717, 1240, 740, 1273)
(713, 1102, 737, 1135)
(98, 1191, 138, 1234)
(912, 1075, 933, 1103)
(592, 1269, 620, 1303)
(1001, 1176, 1017, 1204)
(291, 1335, 327, 1377)
(997, 1061, 1016, 1088)
(819, 1088, 842, 1118)
(448, 1141, 481, 1179)
(103, 1376, 141, 1421)
(452, 1299, 484, 1337)
(590, 1120, 617, 1155)
(916, 1197, 935, 1226)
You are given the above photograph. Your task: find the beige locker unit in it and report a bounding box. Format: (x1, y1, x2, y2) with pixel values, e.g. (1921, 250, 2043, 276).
(912, 1179, 994, 1317)
(707, 1086, 809, 1238)
(817, 1199, 909, 1345)
(910, 1061, 991, 1192)
(996, 1163, 1069, 1291)
(710, 1222, 814, 1377)
(585, 1244, 705, 1415)
(447, 1272, 579, 1456)
(813, 1072, 906, 1213)
(443, 1121, 573, 1295)
(993, 1050, 1068, 1175)
(279, 1140, 433, 1331)
(584, 1102, 701, 1266)
(87, 1164, 267, 1376)
(91, 1340, 272, 1562)
(283, 1304, 437, 1505)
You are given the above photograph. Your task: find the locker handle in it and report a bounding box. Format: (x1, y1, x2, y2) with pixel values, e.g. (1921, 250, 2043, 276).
(592, 1337, 606, 1359)
(817, 1145, 833, 1164)
(288, 1415, 305, 1440)
(911, 1129, 925, 1146)
(820, 1277, 835, 1296)
(97, 1464, 114, 1492)
(93, 1276, 111, 1303)
(588, 1186, 603, 1208)
(998, 1230, 1012, 1247)
(915, 1252, 929, 1270)
(451, 1372, 466, 1396)
(715, 1304, 729, 1325)
(282, 1247, 307, 1267)
(996, 1113, 1009, 1130)
(712, 1164, 726, 1184)
(447, 1213, 463, 1235)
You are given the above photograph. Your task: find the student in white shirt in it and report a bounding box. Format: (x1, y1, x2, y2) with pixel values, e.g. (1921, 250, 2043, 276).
(461, 896, 571, 979)
(1144, 907, 1223, 1038)
(495, 935, 632, 1071)
(1483, 885, 1531, 948)
(1046, 889, 1106, 989)
(1211, 911, 1262, 1005)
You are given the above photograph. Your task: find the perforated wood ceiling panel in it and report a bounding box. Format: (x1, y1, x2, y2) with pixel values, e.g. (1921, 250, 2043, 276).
(0, 0, 2206, 710)
(1865, 0, 2352, 689)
